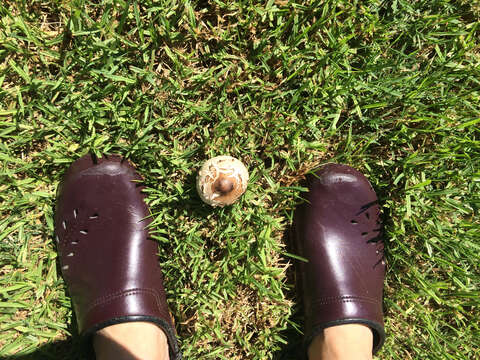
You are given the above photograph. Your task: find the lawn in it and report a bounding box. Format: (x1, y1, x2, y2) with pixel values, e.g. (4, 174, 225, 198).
(0, 0, 479, 359)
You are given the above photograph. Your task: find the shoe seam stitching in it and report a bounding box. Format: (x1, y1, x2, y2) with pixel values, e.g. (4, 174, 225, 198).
(84, 288, 164, 316)
(311, 295, 379, 305)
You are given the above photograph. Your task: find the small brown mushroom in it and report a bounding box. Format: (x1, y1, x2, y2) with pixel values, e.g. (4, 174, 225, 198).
(196, 156, 249, 207)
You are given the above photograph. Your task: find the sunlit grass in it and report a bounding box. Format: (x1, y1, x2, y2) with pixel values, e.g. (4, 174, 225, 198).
(0, 0, 479, 359)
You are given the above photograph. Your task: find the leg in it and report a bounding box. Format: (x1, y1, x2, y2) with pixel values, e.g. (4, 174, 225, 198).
(308, 324, 373, 360)
(94, 322, 170, 360)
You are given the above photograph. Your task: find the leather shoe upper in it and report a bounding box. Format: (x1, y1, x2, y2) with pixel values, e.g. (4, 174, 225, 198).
(293, 163, 386, 354)
(55, 154, 181, 359)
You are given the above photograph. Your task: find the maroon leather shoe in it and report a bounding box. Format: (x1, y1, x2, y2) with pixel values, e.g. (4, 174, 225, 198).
(293, 163, 386, 354)
(55, 154, 181, 360)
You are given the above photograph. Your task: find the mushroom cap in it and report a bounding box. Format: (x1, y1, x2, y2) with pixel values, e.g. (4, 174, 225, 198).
(196, 155, 249, 207)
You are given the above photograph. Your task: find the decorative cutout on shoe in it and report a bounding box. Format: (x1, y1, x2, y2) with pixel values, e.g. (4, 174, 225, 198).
(55, 235, 59, 243)
(354, 201, 385, 266)
(67, 252, 74, 257)
(62, 221, 67, 230)
(73, 209, 78, 219)
(373, 257, 385, 268)
(356, 200, 379, 215)
(71, 241, 79, 245)
(79, 230, 88, 235)
(62, 265, 69, 270)
(89, 214, 99, 219)
(367, 236, 381, 243)
(373, 242, 385, 268)
(351, 220, 358, 224)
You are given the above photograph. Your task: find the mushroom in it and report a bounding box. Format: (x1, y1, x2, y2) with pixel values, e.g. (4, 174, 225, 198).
(196, 156, 249, 207)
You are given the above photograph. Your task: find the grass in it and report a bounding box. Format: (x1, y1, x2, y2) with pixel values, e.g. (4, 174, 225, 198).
(0, 0, 479, 358)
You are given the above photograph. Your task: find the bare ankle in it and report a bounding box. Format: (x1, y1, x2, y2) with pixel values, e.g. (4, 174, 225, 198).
(94, 322, 170, 360)
(308, 324, 373, 360)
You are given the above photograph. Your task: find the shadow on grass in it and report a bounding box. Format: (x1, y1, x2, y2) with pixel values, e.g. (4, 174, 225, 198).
(272, 207, 307, 360)
(0, 309, 95, 360)
(0, 334, 151, 360)
(271, 307, 306, 360)
(0, 337, 94, 360)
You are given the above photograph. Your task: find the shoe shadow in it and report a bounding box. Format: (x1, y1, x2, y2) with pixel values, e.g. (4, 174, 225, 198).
(0, 335, 149, 360)
(0, 336, 154, 360)
(0, 311, 94, 360)
(271, 219, 307, 360)
(271, 307, 306, 360)
(0, 338, 93, 360)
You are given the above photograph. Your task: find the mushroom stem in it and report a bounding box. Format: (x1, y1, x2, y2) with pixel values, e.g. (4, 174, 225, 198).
(213, 177, 234, 194)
